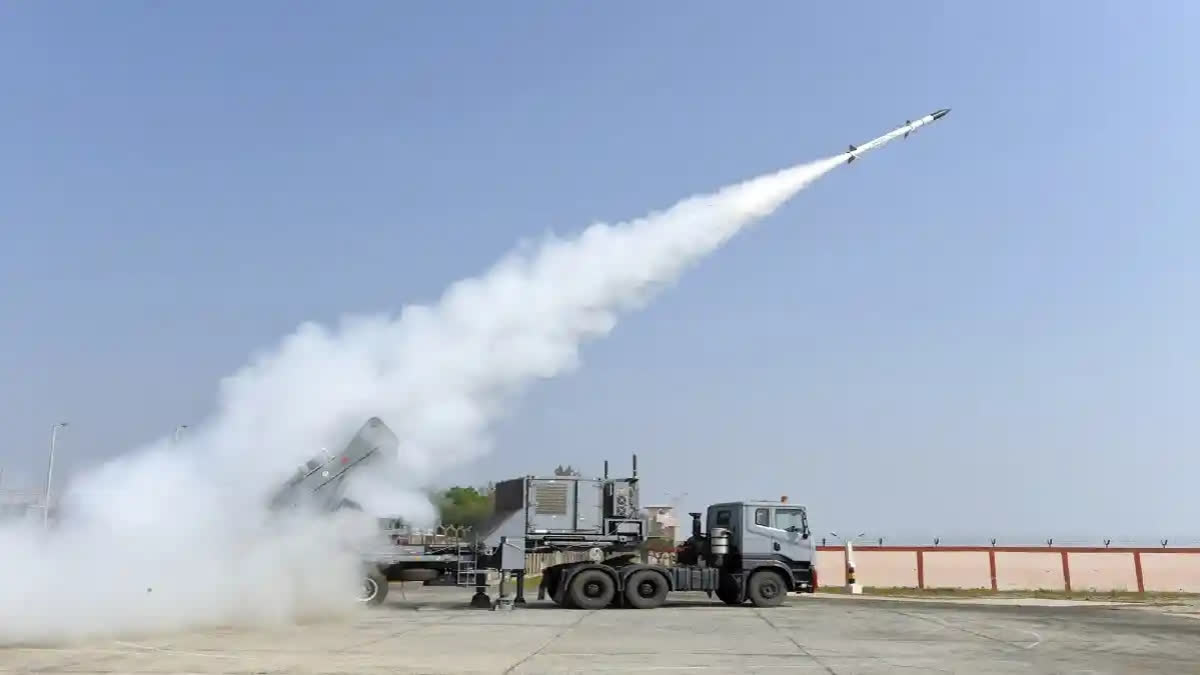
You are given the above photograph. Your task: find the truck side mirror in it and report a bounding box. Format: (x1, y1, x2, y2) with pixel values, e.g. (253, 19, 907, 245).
(785, 525, 810, 539)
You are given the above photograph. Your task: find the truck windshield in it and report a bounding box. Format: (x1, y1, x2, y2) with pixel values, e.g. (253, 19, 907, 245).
(775, 508, 808, 535)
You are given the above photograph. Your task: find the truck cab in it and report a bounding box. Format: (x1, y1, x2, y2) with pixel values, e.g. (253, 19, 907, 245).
(704, 499, 817, 598)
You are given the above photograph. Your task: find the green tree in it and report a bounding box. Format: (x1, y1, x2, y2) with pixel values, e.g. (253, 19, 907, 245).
(436, 485, 494, 529)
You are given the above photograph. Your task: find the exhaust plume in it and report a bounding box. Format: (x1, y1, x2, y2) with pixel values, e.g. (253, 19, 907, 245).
(0, 155, 844, 645)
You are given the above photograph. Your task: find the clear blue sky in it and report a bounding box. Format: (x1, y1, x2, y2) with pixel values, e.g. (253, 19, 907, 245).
(2, 2, 1196, 540)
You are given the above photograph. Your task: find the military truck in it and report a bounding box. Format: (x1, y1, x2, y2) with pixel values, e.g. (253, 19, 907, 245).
(271, 419, 818, 609)
(450, 457, 818, 610)
(533, 499, 817, 609)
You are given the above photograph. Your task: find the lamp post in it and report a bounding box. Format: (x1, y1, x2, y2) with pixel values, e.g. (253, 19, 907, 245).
(173, 425, 189, 444)
(830, 531, 866, 594)
(44, 422, 68, 528)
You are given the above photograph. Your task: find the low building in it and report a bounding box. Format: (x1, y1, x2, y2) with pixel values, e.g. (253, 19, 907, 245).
(642, 504, 679, 543)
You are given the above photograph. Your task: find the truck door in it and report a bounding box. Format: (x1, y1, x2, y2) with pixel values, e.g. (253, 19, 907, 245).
(744, 506, 811, 563)
(740, 506, 777, 560)
(771, 507, 813, 564)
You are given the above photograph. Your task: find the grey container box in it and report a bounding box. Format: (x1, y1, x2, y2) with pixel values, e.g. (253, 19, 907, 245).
(480, 474, 645, 549)
(527, 477, 603, 534)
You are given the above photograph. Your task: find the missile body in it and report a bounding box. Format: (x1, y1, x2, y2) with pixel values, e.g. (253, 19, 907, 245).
(845, 108, 949, 163)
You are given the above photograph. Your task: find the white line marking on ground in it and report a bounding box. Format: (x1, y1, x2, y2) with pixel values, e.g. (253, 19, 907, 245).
(113, 640, 235, 659)
(1023, 629, 1043, 649)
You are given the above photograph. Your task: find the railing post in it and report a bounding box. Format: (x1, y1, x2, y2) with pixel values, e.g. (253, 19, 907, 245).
(844, 540, 861, 594)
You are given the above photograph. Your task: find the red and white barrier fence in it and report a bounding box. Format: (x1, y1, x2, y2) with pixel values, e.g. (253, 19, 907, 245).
(815, 546, 1200, 593)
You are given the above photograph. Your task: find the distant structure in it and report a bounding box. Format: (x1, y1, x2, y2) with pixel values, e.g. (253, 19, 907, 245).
(0, 488, 43, 521)
(642, 504, 679, 543)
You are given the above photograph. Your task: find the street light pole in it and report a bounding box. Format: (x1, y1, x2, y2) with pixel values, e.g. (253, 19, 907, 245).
(173, 425, 189, 444)
(44, 422, 68, 528)
(829, 531, 867, 594)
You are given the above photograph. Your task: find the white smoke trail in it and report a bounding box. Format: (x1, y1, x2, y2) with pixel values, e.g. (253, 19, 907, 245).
(0, 155, 845, 645)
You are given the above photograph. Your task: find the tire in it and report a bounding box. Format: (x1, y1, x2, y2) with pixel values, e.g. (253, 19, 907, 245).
(542, 569, 566, 606)
(395, 568, 439, 582)
(624, 569, 669, 609)
(360, 568, 389, 607)
(715, 573, 742, 605)
(568, 569, 616, 610)
(747, 569, 787, 608)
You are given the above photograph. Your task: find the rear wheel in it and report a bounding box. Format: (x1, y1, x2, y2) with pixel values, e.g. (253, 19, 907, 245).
(624, 569, 669, 609)
(568, 569, 615, 610)
(359, 568, 389, 606)
(747, 569, 787, 607)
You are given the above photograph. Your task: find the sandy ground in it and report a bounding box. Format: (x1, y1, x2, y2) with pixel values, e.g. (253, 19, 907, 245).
(2, 584, 1198, 674)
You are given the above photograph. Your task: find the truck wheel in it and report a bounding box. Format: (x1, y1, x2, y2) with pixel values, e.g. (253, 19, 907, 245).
(747, 570, 787, 607)
(360, 568, 389, 607)
(715, 574, 742, 605)
(568, 569, 615, 610)
(395, 568, 439, 582)
(624, 570, 668, 609)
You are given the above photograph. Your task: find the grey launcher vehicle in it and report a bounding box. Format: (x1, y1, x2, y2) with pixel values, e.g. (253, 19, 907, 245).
(271, 417, 819, 609)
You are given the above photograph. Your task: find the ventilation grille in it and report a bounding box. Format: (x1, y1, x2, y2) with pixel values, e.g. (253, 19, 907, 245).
(535, 482, 569, 515)
(614, 493, 631, 517)
(610, 486, 631, 517)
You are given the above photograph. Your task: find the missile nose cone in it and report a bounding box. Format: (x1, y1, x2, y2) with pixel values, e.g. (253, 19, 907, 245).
(932, 108, 950, 120)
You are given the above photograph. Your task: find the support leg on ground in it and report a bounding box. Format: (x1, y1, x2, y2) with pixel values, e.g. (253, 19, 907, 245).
(514, 571, 527, 605)
(470, 572, 490, 609)
(494, 571, 513, 610)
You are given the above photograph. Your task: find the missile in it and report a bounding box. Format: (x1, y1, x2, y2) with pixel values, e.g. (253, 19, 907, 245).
(845, 108, 950, 164)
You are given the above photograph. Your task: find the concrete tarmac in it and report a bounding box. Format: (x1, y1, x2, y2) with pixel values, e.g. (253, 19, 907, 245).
(2, 586, 1198, 674)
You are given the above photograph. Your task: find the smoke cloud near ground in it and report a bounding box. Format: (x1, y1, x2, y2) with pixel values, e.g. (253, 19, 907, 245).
(0, 155, 845, 645)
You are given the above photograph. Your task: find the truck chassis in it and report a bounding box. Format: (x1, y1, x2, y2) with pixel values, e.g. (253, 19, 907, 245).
(537, 555, 809, 610)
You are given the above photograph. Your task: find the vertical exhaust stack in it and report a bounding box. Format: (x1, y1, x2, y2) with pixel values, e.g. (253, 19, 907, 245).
(603, 460, 608, 480)
(631, 453, 638, 480)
